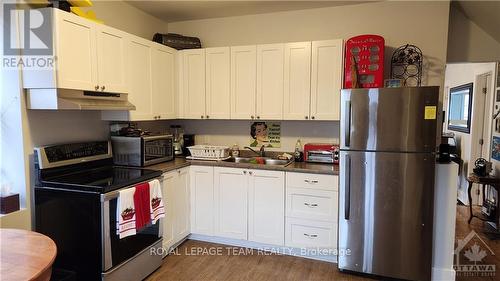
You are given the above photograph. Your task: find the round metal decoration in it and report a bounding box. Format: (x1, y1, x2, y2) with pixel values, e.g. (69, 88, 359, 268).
(390, 44, 423, 86)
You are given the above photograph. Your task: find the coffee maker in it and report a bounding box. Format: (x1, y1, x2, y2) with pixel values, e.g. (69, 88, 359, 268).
(182, 134, 195, 156)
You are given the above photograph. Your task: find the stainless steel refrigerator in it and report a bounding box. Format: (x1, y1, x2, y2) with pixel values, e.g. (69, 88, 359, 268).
(338, 87, 441, 281)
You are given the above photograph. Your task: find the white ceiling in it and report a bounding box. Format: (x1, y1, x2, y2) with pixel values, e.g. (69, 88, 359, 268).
(125, 1, 370, 23)
(457, 0, 500, 43)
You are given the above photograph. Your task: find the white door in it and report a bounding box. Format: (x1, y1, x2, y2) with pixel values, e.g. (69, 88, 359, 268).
(152, 45, 176, 119)
(161, 171, 176, 249)
(95, 25, 127, 93)
(206, 47, 231, 119)
(214, 167, 248, 239)
(190, 166, 215, 235)
(310, 39, 343, 120)
(248, 170, 285, 245)
(173, 168, 190, 243)
(182, 49, 206, 119)
(127, 38, 154, 120)
(231, 46, 257, 120)
(284, 42, 312, 120)
(54, 11, 97, 91)
(256, 44, 284, 120)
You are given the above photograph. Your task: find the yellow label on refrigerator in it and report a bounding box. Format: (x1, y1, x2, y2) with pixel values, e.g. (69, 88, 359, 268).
(424, 106, 437, 120)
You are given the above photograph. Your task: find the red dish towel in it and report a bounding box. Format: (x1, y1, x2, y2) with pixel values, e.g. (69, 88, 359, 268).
(134, 182, 151, 231)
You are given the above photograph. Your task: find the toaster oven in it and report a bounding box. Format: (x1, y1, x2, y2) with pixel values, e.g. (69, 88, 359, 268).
(304, 143, 339, 164)
(111, 135, 174, 167)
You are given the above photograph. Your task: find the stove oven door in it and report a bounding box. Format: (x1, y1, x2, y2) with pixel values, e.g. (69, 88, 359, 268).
(101, 186, 163, 272)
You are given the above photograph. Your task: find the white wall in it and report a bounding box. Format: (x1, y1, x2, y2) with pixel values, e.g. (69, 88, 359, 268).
(168, 1, 450, 87)
(447, 3, 500, 62)
(444, 62, 497, 204)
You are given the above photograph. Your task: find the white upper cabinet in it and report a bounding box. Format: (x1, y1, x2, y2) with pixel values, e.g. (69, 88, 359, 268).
(182, 49, 206, 119)
(95, 24, 127, 93)
(206, 47, 231, 119)
(125, 38, 154, 120)
(214, 167, 248, 240)
(248, 170, 285, 245)
(231, 45, 257, 120)
(256, 44, 284, 120)
(53, 10, 97, 91)
(284, 42, 312, 120)
(152, 45, 176, 120)
(190, 166, 215, 236)
(310, 39, 344, 120)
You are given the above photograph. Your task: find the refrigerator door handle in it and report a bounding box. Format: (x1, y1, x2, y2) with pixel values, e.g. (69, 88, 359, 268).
(345, 153, 351, 220)
(344, 101, 351, 147)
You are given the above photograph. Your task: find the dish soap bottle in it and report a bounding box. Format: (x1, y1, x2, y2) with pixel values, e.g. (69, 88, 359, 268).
(294, 139, 303, 162)
(231, 144, 240, 157)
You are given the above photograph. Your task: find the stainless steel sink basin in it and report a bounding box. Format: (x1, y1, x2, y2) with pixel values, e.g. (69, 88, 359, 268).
(264, 159, 290, 165)
(225, 157, 291, 166)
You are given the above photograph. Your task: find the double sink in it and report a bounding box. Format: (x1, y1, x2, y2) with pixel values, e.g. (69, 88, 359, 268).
(224, 156, 292, 166)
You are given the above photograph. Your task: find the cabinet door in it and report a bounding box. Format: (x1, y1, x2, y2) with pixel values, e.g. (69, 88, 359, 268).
(206, 47, 231, 119)
(54, 11, 97, 91)
(230, 46, 257, 119)
(126, 38, 154, 120)
(182, 49, 206, 119)
(214, 167, 248, 239)
(248, 170, 285, 245)
(152, 45, 176, 119)
(284, 42, 311, 120)
(173, 168, 190, 243)
(127, 39, 155, 120)
(256, 44, 284, 120)
(190, 166, 215, 235)
(162, 171, 176, 250)
(310, 39, 343, 120)
(95, 25, 127, 93)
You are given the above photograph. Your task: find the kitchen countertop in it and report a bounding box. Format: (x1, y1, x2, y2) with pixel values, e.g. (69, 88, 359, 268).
(148, 157, 339, 175)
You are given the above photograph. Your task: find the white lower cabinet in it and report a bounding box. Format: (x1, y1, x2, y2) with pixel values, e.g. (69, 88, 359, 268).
(285, 218, 337, 249)
(214, 167, 248, 240)
(162, 167, 190, 249)
(248, 170, 285, 245)
(190, 166, 215, 235)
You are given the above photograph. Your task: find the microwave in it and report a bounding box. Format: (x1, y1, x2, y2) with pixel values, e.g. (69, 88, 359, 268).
(111, 135, 174, 167)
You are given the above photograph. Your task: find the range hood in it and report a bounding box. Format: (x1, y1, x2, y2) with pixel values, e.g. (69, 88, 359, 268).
(26, 89, 136, 111)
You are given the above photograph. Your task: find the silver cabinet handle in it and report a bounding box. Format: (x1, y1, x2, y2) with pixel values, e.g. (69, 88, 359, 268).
(304, 203, 318, 208)
(304, 179, 318, 184)
(303, 233, 318, 238)
(311, 116, 315, 120)
(95, 85, 99, 90)
(249, 171, 253, 175)
(243, 171, 247, 174)
(101, 86, 105, 91)
(305, 116, 308, 119)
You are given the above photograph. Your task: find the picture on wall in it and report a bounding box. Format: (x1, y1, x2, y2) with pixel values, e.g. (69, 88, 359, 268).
(249, 122, 281, 148)
(492, 136, 500, 161)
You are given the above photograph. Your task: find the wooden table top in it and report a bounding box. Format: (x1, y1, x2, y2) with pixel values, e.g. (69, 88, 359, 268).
(467, 173, 500, 187)
(0, 228, 57, 281)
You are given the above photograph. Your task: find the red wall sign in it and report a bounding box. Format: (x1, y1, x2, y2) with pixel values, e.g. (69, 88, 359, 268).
(344, 35, 385, 88)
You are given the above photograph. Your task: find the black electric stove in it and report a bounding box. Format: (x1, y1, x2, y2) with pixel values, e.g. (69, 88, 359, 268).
(33, 141, 163, 281)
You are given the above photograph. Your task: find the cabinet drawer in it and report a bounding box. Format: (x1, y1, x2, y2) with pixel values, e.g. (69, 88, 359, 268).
(286, 172, 338, 191)
(286, 188, 337, 222)
(285, 218, 337, 249)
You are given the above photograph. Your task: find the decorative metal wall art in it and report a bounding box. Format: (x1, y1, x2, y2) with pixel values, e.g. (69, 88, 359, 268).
(390, 44, 423, 86)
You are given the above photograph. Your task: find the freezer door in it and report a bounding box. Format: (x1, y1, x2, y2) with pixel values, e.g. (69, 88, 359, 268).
(338, 151, 434, 281)
(340, 87, 440, 152)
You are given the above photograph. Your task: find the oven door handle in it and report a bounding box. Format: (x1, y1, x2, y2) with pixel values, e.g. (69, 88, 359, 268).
(101, 176, 163, 202)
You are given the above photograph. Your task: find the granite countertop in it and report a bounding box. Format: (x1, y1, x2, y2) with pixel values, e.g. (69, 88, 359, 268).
(148, 157, 339, 175)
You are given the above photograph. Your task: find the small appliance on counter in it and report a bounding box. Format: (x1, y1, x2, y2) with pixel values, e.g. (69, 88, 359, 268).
(304, 143, 339, 164)
(111, 134, 174, 167)
(438, 132, 460, 163)
(473, 158, 493, 177)
(170, 125, 184, 156)
(182, 134, 195, 156)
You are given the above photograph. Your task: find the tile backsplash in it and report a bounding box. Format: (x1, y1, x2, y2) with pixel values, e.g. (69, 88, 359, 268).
(134, 119, 339, 152)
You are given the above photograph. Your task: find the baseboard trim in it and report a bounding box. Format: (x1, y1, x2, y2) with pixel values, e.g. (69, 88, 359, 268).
(188, 233, 337, 263)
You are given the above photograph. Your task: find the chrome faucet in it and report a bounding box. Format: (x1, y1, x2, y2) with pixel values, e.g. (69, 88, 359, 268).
(244, 145, 265, 157)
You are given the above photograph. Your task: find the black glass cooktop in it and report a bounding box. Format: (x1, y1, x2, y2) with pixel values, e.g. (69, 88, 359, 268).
(40, 166, 162, 193)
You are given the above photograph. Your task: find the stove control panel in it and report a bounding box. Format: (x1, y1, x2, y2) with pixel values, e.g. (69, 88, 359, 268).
(35, 141, 112, 169)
